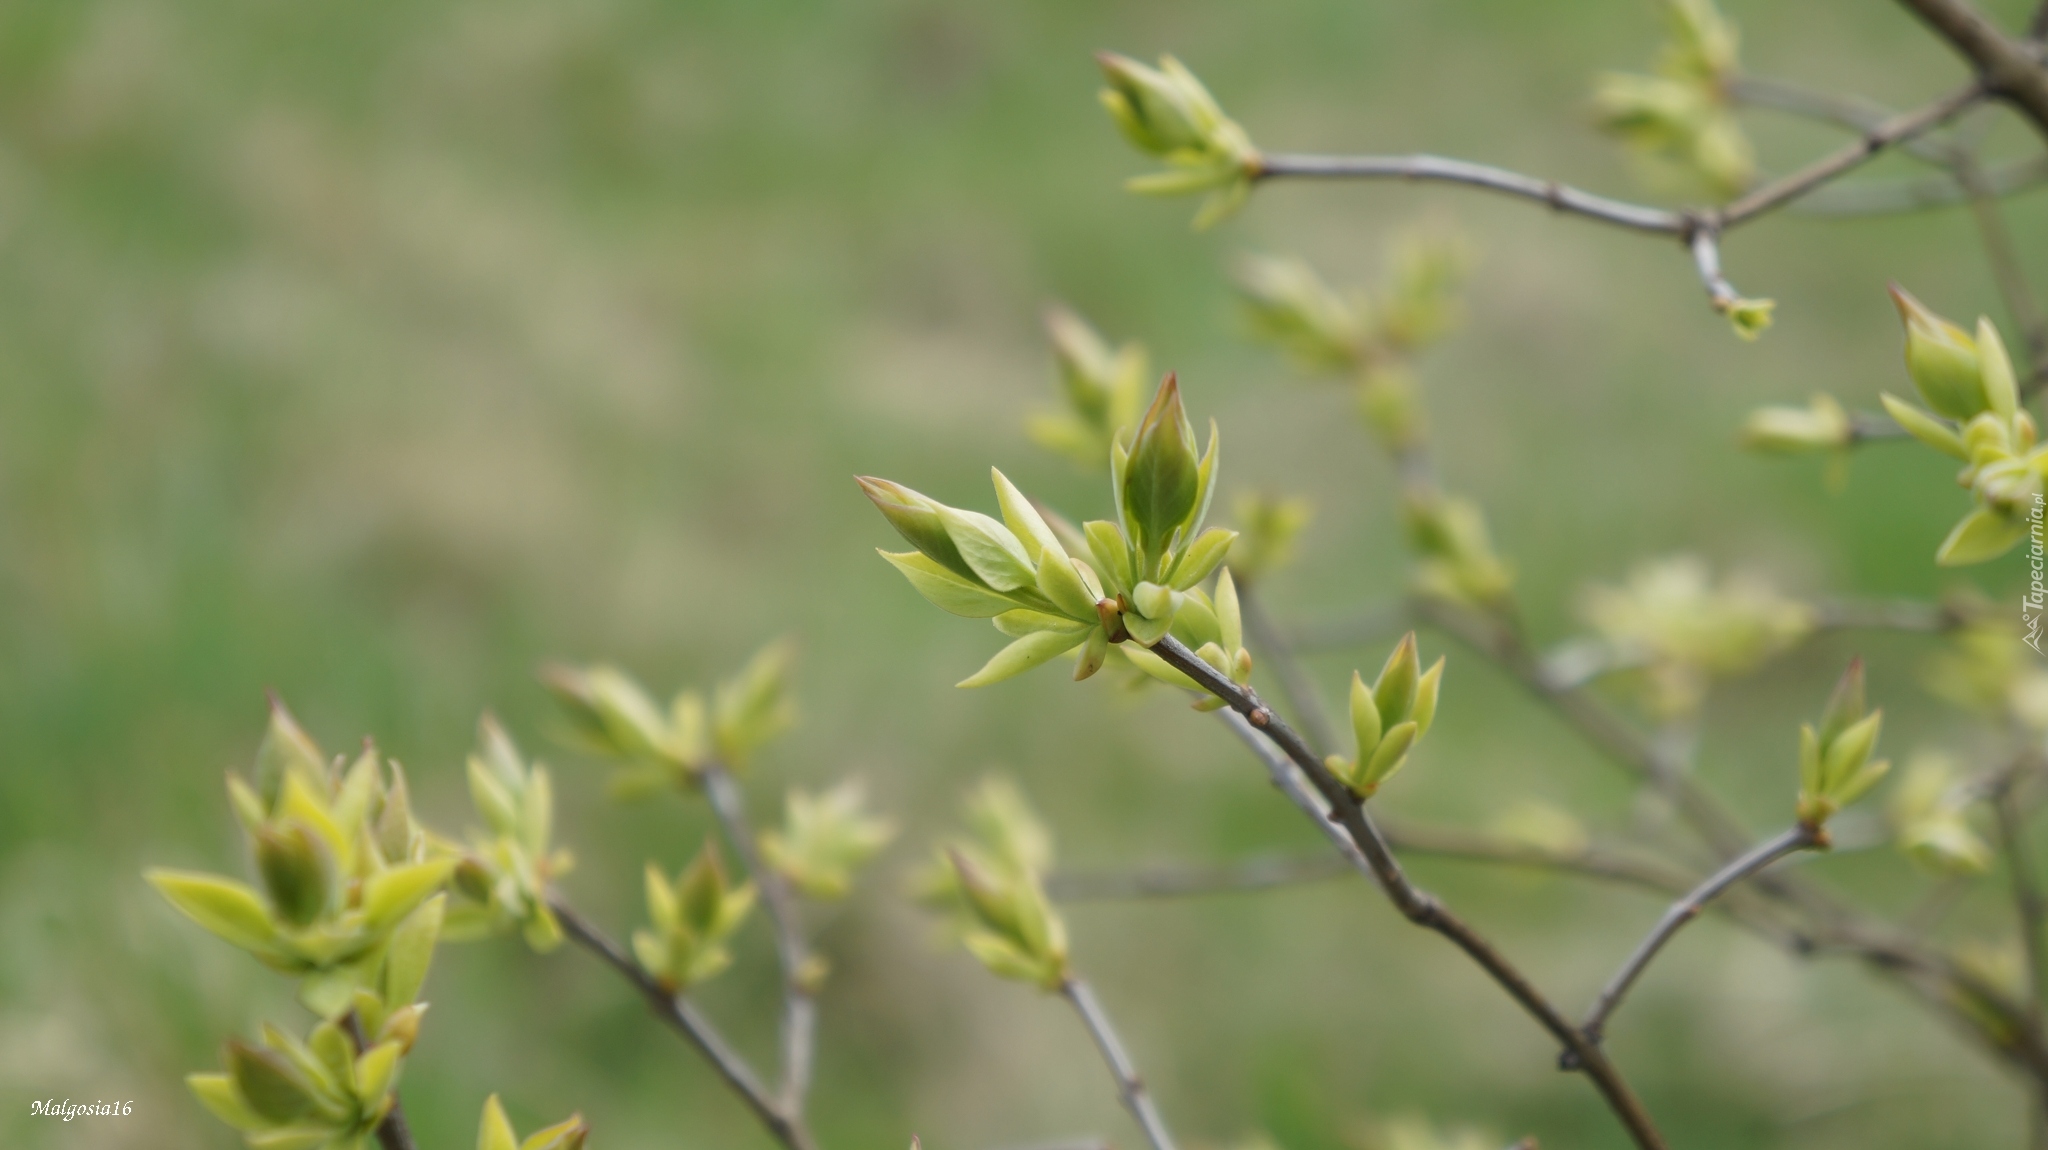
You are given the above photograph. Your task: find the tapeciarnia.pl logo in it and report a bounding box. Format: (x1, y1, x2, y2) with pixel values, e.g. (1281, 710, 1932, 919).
(2027, 494, 2046, 656)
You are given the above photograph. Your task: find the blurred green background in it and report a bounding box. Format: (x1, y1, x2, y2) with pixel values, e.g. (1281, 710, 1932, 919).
(3, 0, 2046, 1147)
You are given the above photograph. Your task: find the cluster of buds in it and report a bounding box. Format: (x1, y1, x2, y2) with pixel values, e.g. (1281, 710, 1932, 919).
(148, 700, 454, 1015)
(1795, 660, 1890, 831)
(1579, 556, 1814, 718)
(450, 716, 573, 952)
(542, 642, 797, 794)
(759, 780, 895, 900)
(1889, 753, 1993, 874)
(1030, 305, 1149, 469)
(862, 374, 1236, 688)
(1227, 491, 1312, 585)
(1880, 286, 2041, 566)
(919, 779, 1068, 989)
(1234, 241, 1471, 450)
(1096, 52, 1261, 229)
(1741, 393, 1852, 455)
(1592, 0, 1753, 199)
(1404, 494, 1514, 608)
(477, 1094, 590, 1150)
(187, 1014, 413, 1150)
(633, 842, 757, 991)
(1924, 620, 2048, 731)
(1328, 633, 1443, 798)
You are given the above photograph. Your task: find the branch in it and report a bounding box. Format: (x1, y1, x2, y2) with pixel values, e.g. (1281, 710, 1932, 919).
(342, 1013, 418, 1150)
(1714, 83, 1985, 225)
(550, 896, 820, 1150)
(1060, 977, 1180, 1150)
(1145, 634, 1669, 1150)
(1578, 824, 1821, 1046)
(1049, 825, 1701, 903)
(1252, 153, 1686, 233)
(701, 764, 819, 1113)
(1787, 154, 2048, 215)
(1895, 0, 2048, 138)
(1993, 762, 2048, 1048)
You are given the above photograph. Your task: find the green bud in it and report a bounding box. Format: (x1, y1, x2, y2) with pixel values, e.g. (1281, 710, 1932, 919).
(1359, 720, 1418, 795)
(256, 823, 333, 929)
(1891, 284, 1987, 420)
(1123, 374, 1203, 558)
(858, 476, 977, 581)
(1817, 658, 1866, 747)
(1938, 505, 2027, 566)
(1074, 625, 1111, 681)
(1349, 670, 1382, 762)
(226, 1040, 316, 1124)
(993, 468, 1065, 565)
(1373, 632, 1422, 728)
(149, 870, 283, 960)
(1228, 492, 1312, 584)
(1742, 394, 1848, 453)
(1721, 297, 1774, 340)
(958, 629, 1090, 688)
(1412, 656, 1444, 737)
(1978, 317, 2020, 422)
(1880, 393, 1969, 459)
(254, 694, 328, 810)
(712, 639, 797, 766)
(1096, 52, 1207, 156)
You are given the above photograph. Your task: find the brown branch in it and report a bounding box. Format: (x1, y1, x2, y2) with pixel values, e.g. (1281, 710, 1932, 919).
(701, 764, 819, 1113)
(1146, 634, 1669, 1150)
(1895, 0, 2048, 138)
(1578, 825, 1821, 1046)
(550, 896, 820, 1150)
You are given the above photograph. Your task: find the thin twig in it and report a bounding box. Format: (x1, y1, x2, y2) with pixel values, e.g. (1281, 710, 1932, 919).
(550, 896, 820, 1150)
(1788, 154, 2048, 215)
(1147, 635, 1669, 1150)
(1060, 977, 1179, 1150)
(702, 764, 819, 1112)
(1895, 0, 2048, 138)
(342, 1012, 417, 1150)
(1994, 764, 2048, 1044)
(1714, 83, 1986, 225)
(1578, 825, 1820, 1045)
(1253, 152, 1687, 233)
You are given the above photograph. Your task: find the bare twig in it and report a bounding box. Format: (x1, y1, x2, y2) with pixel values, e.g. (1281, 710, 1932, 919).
(1147, 634, 1669, 1150)
(1895, 0, 2048, 138)
(1252, 153, 1687, 233)
(1049, 852, 1352, 901)
(342, 1012, 418, 1150)
(550, 896, 820, 1150)
(1061, 978, 1179, 1150)
(1714, 83, 1986, 224)
(701, 764, 819, 1112)
(1579, 825, 1821, 1046)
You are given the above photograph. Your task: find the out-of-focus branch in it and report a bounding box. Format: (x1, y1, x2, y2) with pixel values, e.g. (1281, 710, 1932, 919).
(701, 764, 819, 1113)
(551, 896, 820, 1150)
(1578, 824, 1820, 1046)
(1789, 154, 2048, 215)
(1714, 83, 1985, 224)
(1061, 978, 1178, 1150)
(1147, 635, 1670, 1150)
(1894, 0, 2048, 138)
(1236, 581, 1338, 753)
(342, 1012, 418, 1150)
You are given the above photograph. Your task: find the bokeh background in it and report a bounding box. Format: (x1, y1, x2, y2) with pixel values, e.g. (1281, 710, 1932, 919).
(4, 0, 2047, 1147)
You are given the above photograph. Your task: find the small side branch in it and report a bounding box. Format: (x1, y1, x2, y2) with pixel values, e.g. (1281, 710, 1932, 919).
(702, 764, 820, 1112)
(1579, 825, 1820, 1045)
(1146, 635, 1668, 1150)
(342, 1013, 418, 1150)
(1253, 152, 1687, 233)
(1060, 978, 1178, 1150)
(551, 896, 819, 1150)
(1714, 83, 1985, 225)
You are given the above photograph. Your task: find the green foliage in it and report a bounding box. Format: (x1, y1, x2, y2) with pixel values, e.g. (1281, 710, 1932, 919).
(1032, 306, 1150, 469)
(863, 374, 1235, 688)
(633, 842, 757, 991)
(543, 641, 797, 792)
(1879, 286, 2042, 566)
(1226, 491, 1313, 585)
(1327, 632, 1443, 797)
(1579, 556, 1813, 718)
(1741, 393, 1851, 454)
(148, 699, 454, 1015)
(918, 779, 1069, 990)
(186, 1015, 407, 1150)
(477, 1094, 590, 1150)
(1795, 660, 1890, 830)
(1592, 0, 1753, 198)
(1889, 753, 1993, 875)
(450, 716, 573, 952)
(760, 781, 895, 901)
(1096, 52, 1261, 229)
